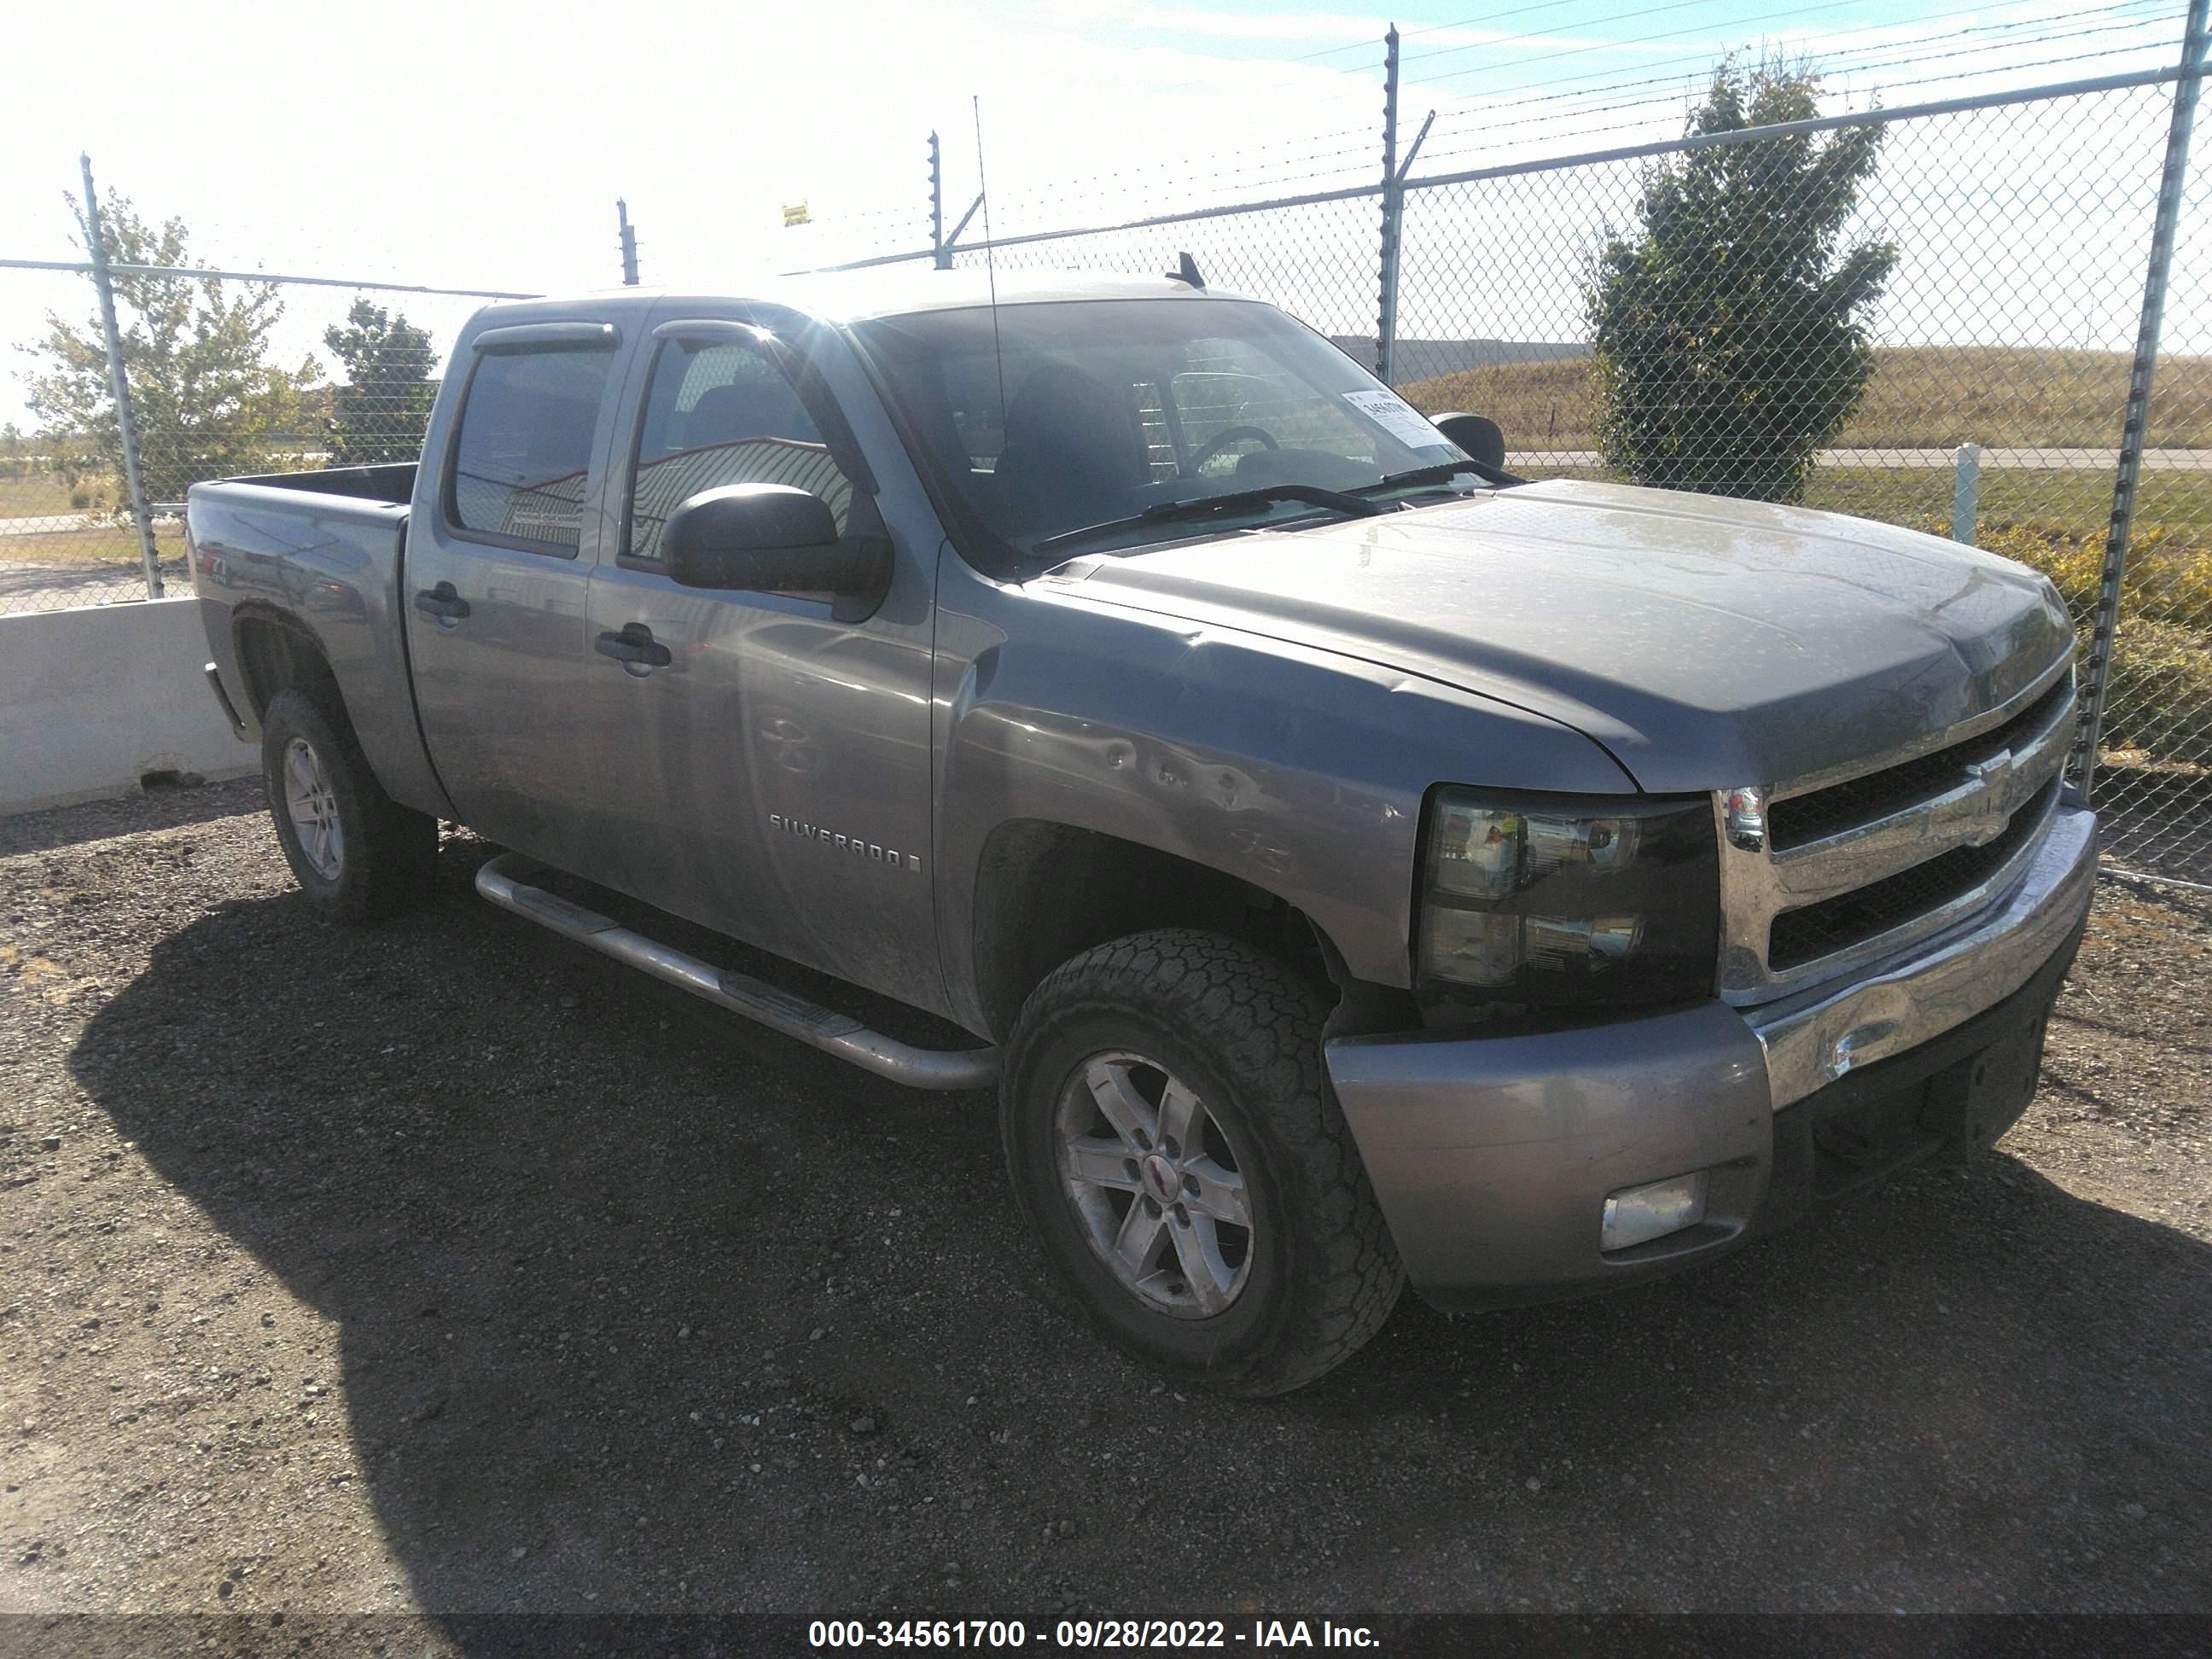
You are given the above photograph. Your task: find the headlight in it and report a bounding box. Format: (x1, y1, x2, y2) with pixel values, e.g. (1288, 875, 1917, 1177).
(1417, 789, 1719, 1009)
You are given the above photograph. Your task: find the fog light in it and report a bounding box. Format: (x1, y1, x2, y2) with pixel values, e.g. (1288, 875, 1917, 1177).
(1601, 1171, 1709, 1252)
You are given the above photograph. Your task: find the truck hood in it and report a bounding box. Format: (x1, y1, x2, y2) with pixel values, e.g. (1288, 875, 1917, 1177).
(1044, 478, 2075, 794)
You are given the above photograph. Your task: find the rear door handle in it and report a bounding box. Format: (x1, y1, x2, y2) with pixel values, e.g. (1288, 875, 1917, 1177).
(596, 623, 672, 668)
(414, 582, 470, 620)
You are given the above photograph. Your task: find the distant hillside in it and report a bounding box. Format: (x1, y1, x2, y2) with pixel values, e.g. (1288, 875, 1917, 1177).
(1330, 337, 1590, 377)
(1392, 344, 2212, 451)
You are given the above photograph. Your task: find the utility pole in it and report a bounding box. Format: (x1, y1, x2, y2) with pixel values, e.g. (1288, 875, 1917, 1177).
(617, 199, 639, 286)
(79, 154, 161, 600)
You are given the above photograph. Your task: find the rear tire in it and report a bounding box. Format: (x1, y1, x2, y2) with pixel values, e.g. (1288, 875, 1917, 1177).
(261, 686, 436, 924)
(1000, 928, 1402, 1396)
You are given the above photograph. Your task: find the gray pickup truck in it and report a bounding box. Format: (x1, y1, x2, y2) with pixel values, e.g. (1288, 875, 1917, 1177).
(187, 269, 2096, 1394)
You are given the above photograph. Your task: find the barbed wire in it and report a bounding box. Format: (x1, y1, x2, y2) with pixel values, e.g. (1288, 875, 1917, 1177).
(1406, 0, 2183, 91)
(1406, 0, 2179, 143)
(1411, 9, 2180, 164)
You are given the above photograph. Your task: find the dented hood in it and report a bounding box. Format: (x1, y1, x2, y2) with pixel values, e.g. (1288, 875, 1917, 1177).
(1047, 478, 2075, 794)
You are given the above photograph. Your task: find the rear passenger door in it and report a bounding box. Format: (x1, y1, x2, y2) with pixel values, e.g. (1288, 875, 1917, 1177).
(406, 318, 627, 872)
(578, 305, 944, 1010)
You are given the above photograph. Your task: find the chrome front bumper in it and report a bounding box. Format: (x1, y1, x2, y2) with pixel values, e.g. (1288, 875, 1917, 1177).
(1325, 801, 2097, 1310)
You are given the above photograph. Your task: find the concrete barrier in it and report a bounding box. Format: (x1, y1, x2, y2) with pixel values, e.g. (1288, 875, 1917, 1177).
(0, 597, 256, 816)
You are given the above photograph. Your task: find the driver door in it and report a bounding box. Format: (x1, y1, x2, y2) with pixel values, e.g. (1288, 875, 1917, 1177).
(576, 302, 945, 1010)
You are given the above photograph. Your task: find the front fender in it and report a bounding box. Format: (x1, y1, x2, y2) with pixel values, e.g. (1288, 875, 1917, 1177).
(931, 572, 1638, 1032)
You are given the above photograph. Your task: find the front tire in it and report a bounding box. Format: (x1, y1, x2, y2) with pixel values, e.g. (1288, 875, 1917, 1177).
(1001, 929, 1402, 1396)
(261, 687, 436, 924)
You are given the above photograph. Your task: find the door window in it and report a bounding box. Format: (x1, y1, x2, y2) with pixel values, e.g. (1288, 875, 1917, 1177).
(626, 341, 858, 562)
(445, 345, 614, 555)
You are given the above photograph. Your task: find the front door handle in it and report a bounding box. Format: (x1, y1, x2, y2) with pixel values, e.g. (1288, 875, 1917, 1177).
(595, 623, 672, 668)
(414, 581, 470, 620)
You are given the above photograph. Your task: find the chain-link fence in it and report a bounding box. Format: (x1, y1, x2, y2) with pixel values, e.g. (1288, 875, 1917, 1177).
(824, 43, 2212, 881)
(6, 26, 2209, 877)
(1388, 73, 2210, 880)
(1, 215, 512, 619)
(2109, 76, 2212, 875)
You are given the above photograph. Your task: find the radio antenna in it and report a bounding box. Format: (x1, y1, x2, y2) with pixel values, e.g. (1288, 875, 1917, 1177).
(973, 95, 1009, 461)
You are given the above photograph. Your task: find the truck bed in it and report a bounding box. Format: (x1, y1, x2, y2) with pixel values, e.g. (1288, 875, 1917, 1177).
(218, 462, 418, 505)
(187, 463, 447, 819)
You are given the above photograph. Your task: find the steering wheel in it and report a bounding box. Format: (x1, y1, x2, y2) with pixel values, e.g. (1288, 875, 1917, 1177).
(1188, 424, 1278, 474)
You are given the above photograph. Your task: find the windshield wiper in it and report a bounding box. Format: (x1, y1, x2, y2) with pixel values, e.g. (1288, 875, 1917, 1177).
(1358, 457, 1525, 493)
(1033, 483, 1384, 555)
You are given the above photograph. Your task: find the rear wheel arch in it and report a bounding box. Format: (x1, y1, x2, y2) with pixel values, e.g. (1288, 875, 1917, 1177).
(260, 686, 436, 923)
(231, 607, 338, 723)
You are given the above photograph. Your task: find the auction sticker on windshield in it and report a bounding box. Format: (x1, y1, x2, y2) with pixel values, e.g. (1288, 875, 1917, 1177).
(1342, 387, 1451, 451)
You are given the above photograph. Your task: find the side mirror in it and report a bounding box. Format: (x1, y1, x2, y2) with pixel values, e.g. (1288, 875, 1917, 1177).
(1431, 412, 1507, 473)
(661, 483, 890, 617)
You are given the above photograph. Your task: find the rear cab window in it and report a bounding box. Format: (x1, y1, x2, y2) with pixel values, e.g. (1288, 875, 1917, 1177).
(445, 339, 617, 556)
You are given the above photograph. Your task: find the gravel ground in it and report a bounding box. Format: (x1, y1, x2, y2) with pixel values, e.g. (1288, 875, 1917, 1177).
(2, 779, 2208, 1620)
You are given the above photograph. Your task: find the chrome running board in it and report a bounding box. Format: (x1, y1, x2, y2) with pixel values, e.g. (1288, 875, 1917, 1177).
(474, 851, 999, 1091)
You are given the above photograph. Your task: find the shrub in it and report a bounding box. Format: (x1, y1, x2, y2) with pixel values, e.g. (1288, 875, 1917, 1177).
(1586, 61, 1898, 502)
(2096, 618, 2212, 766)
(1976, 521, 2212, 635)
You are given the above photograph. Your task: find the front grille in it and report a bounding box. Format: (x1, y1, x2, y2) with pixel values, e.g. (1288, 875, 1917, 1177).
(1768, 674, 2073, 850)
(1721, 659, 2075, 1002)
(1767, 778, 2058, 969)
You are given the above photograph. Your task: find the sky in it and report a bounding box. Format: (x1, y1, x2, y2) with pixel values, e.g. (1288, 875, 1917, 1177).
(0, 0, 2197, 426)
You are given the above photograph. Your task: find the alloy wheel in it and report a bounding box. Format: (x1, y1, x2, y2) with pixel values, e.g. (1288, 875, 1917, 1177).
(1053, 1051, 1254, 1318)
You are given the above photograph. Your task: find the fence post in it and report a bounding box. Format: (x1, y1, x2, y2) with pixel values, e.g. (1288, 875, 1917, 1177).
(2076, 0, 2209, 801)
(1375, 25, 1401, 383)
(78, 154, 162, 602)
(1951, 443, 1982, 544)
(930, 132, 950, 271)
(617, 199, 639, 285)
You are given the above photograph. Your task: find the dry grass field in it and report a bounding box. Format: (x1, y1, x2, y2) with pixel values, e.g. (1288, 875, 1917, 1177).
(1399, 344, 2212, 454)
(0, 473, 102, 518)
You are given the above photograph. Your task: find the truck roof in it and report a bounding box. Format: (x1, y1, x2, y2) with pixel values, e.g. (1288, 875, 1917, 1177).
(471, 268, 1253, 329)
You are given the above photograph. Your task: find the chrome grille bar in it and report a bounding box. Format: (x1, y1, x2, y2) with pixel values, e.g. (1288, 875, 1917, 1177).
(1717, 661, 2076, 1004)
(1766, 679, 2075, 906)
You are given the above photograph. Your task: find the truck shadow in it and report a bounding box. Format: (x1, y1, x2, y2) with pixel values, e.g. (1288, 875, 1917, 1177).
(66, 850, 2212, 1616)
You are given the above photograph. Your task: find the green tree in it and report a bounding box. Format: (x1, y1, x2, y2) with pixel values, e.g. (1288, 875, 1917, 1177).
(323, 298, 438, 465)
(18, 189, 320, 505)
(1586, 61, 1898, 502)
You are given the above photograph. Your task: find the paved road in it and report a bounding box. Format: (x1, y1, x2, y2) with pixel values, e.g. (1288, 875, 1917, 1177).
(0, 510, 180, 609)
(0, 558, 176, 611)
(0, 510, 108, 538)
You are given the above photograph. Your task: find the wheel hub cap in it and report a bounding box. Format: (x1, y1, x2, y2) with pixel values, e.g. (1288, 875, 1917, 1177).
(1139, 1153, 1179, 1205)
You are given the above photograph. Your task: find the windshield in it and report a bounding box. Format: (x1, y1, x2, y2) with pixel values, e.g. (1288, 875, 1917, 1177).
(852, 298, 1469, 565)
